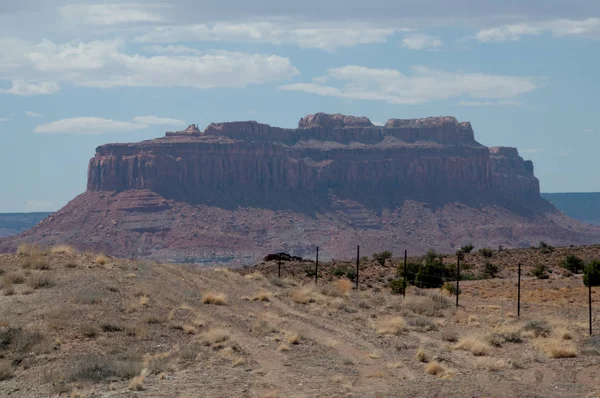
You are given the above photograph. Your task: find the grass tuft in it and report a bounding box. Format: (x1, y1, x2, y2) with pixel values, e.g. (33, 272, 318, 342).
(375, 316, 406, 335)
(202, 292, 227, 305)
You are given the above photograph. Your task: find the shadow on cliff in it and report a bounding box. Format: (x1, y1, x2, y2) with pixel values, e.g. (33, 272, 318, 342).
(154, 185, 555, 220)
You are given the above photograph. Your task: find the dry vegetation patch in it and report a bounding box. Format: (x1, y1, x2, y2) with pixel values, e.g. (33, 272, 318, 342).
(202, 292, 227, 305)
(454, 337, 491, 356)
(49, 245, 76, 255)
(374, 316, 406, 335)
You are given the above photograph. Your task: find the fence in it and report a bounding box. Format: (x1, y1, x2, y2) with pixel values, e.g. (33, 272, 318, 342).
(265, 248, 598, 335)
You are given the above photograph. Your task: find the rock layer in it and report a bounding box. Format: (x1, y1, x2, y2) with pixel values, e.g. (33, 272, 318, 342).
(2, 113, 599, 265)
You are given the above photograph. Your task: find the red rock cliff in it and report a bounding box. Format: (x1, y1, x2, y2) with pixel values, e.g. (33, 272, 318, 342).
(87, 113, 539, 209)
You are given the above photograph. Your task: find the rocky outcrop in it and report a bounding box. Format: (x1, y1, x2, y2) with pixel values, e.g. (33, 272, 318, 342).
(87, 114, 538, 209)
(3, 113, 599, 265)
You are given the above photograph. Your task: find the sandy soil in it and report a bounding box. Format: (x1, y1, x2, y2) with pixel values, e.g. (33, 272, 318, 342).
(0, 247, 599, 397)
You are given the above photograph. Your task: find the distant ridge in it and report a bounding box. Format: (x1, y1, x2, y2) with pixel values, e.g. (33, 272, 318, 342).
(0, 212, 52, 237)
(542, 193, 600, 226)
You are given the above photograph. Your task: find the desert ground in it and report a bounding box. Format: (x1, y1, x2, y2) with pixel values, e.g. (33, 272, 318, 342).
(0, 245, 599, 397)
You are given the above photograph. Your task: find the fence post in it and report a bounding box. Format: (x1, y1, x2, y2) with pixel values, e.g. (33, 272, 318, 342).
(456, 253, 461, 307)
(518, 262, 521, 318)
(590, 282, 593, 336)
(355, 245, 360, 291)
(403, 249, 407, 298)
(278, 254, 281, 278)
(315, 246, 319, 285)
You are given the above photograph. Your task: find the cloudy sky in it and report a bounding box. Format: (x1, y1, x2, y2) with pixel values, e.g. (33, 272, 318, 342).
(0, 0, 599, 212)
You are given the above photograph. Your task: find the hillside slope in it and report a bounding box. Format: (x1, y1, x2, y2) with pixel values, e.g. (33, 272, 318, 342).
(0, 248, 598, 397)
(542, 193, 600, 226)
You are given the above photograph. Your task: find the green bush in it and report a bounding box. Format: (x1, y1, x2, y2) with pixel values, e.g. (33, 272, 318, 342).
(583, 260, 600, 287)
(479, 248, 493, 258)
(442, 282, 460, 295)
(388, 278, 405, 295)
(460, 244, 474, 253)
(538, 241, 554, 254)
(531, 264, 550, 279)
(332, 267, 345, 277)
(345, 269, 356, 282)
(414, 250, 445, 288)
(483, 262, 500, 278)
(561, 255, 585, 274)
(372, 251, 392, 266)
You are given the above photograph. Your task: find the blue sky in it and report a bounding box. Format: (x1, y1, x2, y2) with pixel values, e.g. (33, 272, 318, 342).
(0, 0, 599, 212)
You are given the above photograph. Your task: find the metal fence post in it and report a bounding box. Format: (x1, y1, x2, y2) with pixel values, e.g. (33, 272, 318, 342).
(278, 254, 281, 278)
(403, 249, 407, 298)
(456, 253, 461, 307)
(518, 262, 521, 318)
(315, 246, 319, 285)
(590, 282, 593, 336)
(355, 245, 360, 291)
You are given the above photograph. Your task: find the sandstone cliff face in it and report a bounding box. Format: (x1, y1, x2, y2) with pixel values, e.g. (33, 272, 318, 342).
(4, 113, 595, 265)
(87, 113, 539, 210)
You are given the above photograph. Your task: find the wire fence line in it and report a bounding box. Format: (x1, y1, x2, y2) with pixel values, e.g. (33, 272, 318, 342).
(263, 248, 597, 334)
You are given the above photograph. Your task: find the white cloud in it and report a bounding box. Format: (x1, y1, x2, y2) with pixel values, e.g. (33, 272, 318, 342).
(132, 116, 186, 126)
(582, 128, 594, 133)
(459, 100, 527, 107)
(35, 117, 147, 134)
(35, 115, 187, 134)
(401, 34, 442, 50)
(25, 200, 56, 212)
(59, 3, 166, 26)
(475, 18, 600, 42)
(135, 22, 397, 51)
(25, 111, 41, 117)
(0, 39, 298, 93)
(280, 65, 540, 105)
(0, 80, 60, 96)
(142, 44, 202, 55)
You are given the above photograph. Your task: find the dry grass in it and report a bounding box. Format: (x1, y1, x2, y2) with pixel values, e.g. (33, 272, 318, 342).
(201, 328, 230, 346)
(278, 343, 291, 352)
(454, 337, 491, 356)
(476, 358, 507, 371)
(16, 243, 42, 256)
(27, 271, 54, 289)
(252, 317, 279, 335)
(536, 339, 577, 358)
(290, 288, 313, 304)
(49, 245, 76, 255)
(403, 294, 449, 317)
(128, 376, 145, 391)
(4, 271, 25, 284)
(94, 254, 110, 265)
(139, 295, 150, 306)
(285, 332, 301, 345)
(333, 279, 353, 296)
(182, 325, 197, 335)
(251, 290, 272, 302)
(375, 316, 406, 335)
(425, 361, 447, 377)
(202, 292, 227, 305)
(415, 348, 431, 363)
(21, 255, 50, 270)
(78, 323, 99, 338)
(0, 360, 14, 381)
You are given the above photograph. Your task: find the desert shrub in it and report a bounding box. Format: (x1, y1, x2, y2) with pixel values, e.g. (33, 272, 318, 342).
(372, 251, 392, 266)
(202, 292, 227, 305)
(0, 328, 52, 353)
(531, 264, 550, 279)
(374, 316, 406, 335)
(415, 261, 445, 289)
(403, 294, 449, 317)
(333, 279, 352, 296)
(483, 262, 500, 279)
(583, 260, 600, 287)
(407, 316, 438, 332)
(388, 278, 405, 295)
(17, 243, 41, 256)
(0, 360, 14, 381)
(304, 267, 316, 277)
(561, 255, 585, 274)
(49, 245, 76, 255)
(79, 323, 99, 338)
(454, 338, 490, 356)
(442, 282, 460, 295)
(332, 267, 346, 277)
(460, 272, 483, 281)
(538, 241, 554, 254)
(523, 319, 551, 338)
(345, 268, 356, 282)
(101, 323, 124, 332)
(95, 254, 110, 265)
(479, 248, 493, 258)
(4, 272, 25, 285)
(27, 271, 54, 289)
(70, 357, 141, 382)
(460, 244, 474, 253)
(73, 291, 103, 305)
(21, 255, 50, 270)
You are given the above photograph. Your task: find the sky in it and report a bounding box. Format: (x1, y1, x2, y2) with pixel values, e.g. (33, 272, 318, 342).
(0, 0, 599, 212)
